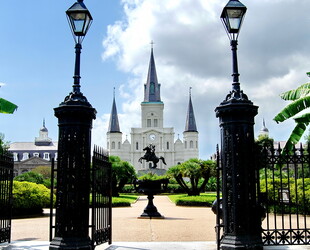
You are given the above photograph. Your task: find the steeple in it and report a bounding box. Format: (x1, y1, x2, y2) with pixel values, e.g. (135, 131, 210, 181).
(108, 88, 121, 133)
(184, 87, 198, 132)
(144, 46, 161, 102)
(259, 118, 269, 137)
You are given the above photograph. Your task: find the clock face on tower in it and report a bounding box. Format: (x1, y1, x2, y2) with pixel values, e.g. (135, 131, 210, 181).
(149, 133, 156, 141)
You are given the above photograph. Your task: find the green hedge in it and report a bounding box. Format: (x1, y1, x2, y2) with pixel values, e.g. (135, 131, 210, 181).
(12, 181, 53, 216)
(169, 193, 217, 207)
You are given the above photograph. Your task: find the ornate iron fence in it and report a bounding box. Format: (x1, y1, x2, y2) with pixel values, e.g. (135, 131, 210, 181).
(258, 143, 310, 246)
(0, 151, 13, 244)
(91, 145, 112, 247)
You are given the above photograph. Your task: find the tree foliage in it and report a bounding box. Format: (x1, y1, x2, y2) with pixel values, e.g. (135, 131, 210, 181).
(167, 158, 216, 196)
(274, 76, 310, 153)
(0, 133, 9, 153)
(109, 155, 136, 197)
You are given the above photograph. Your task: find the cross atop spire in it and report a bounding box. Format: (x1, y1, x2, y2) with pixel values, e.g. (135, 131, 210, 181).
(150, 40, 155, 49)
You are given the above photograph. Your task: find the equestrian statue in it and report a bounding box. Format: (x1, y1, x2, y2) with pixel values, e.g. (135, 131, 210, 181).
(138, 144, 166, 168)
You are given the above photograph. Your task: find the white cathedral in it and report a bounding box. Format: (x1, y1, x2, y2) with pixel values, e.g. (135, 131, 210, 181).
(106, 48, 199, 171)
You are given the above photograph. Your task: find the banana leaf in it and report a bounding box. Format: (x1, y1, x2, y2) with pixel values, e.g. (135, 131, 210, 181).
(274, 95, 310, 123)
(282, 122, 309, 153)
(0, 98, 17, 114)
(280, 82, 310, 101)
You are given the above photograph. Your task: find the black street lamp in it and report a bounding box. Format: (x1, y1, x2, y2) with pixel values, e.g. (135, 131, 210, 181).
(215, 0, 263, 249)
(50, 1, 96, 249)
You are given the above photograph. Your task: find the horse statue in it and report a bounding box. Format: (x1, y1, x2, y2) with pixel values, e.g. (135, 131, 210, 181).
(138, 144, 166, 168)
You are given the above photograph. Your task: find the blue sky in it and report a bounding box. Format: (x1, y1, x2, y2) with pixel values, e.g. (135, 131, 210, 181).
(1, 0, 310, 159)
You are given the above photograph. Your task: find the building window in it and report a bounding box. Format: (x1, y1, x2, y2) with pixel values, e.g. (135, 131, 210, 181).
(167, 142, 169, 150)
(13, 153, 18, 161)
(112, 141, 115, 149)
(196, 141, 198, 148)
(147, 119, 151, 127)
(136, 142, 139, 150)
(154, 119, 158, 127)
(118, 142, 121, 149)
(44, 153, 50, 161)
(185, 141, 187, 149)
(22, 153, 29, 161)
(54, 153, 58, 161)
(33, 152, 40, 157)
(190, 140, 194, 148)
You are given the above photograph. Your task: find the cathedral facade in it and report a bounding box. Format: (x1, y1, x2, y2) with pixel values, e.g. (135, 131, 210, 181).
(106, 49, 199, 171)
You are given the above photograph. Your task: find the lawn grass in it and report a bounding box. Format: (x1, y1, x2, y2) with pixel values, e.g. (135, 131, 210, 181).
(112, 194, 138, 207)
(168, 193, 217, 207)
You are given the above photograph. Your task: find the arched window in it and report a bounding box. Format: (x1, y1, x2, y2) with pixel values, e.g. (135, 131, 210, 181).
(190, 140, 194, 148)
(118, 142, 121, 149)
(167, 142, 169, 150)
(185, 141, 187, 149)
(196, 141, 198, 148)
(112, 141, 115, 149)
(136, 142, 139, 150)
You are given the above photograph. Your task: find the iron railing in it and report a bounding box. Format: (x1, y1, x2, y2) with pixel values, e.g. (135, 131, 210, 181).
(258, 143, 310, 245)
(0, 151, 13, 244)
(91, 145, 112, 247)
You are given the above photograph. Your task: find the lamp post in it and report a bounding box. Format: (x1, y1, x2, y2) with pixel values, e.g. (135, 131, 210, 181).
(215, 0, 263, 249)
(49, 1, 96, 249)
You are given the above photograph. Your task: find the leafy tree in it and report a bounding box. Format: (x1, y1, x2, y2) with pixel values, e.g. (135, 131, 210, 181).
(32, 166, 52, 179)
(0, 133, 9, 153)
(256, 134, 274, 149)
(274, 74, 310, 153)
(109, 155, 136, 197)
(167, 158, 216, 196)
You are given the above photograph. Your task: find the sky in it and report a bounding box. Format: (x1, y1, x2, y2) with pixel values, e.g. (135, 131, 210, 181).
(1, 0, 310, 159)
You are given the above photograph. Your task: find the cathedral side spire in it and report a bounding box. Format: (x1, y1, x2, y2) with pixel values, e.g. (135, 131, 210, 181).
(144, 46, 161, 102)
(184, 87, 198, 132)
(108, 87, 121, 133)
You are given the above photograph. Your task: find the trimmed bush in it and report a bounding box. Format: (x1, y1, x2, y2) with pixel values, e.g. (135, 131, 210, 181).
(169, 193, 217, 207)
(12, 181, 53, 216)
(14, 172, 44, 184)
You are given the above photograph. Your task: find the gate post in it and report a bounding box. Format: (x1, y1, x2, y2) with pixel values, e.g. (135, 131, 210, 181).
(215, 1, 263, 248)
(215, 100, 262, 249)
(49, 1, 95, 249)
(50, 102, 96, 250)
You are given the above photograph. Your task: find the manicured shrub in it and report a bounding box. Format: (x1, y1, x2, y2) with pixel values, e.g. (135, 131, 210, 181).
(14, 172, 44, 184)
(12, 181, 53, 216)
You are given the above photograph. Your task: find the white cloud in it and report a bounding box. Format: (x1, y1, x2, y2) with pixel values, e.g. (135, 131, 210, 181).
(96, 0, 310, 158)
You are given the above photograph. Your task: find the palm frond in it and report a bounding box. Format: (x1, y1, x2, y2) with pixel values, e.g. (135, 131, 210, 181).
(274, 95, 310, 123)
(282, 122, 308, 153)
(0, 98, 17, 114)
(280, 82, 310, 100)
(294, 113, 310, 123)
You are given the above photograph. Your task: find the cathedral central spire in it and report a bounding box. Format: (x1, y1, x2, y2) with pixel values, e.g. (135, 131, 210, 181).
(184, 87, 198, 132)
(108, 87, 121, 133)
(144, 47, 161, 102)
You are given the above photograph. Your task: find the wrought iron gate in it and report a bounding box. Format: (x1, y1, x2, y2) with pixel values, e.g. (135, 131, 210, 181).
(91, 145, 112, 247)
(215, 145, 223, 250)
(258, 144, 310, 246)
(0, 151, 13, 244)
